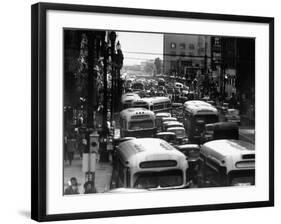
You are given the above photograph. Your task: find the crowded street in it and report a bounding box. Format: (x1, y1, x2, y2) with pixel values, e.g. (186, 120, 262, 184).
(63, 29, 255, 194)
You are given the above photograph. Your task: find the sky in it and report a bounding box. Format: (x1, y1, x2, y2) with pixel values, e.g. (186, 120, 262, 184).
(116, 31, 163, 66)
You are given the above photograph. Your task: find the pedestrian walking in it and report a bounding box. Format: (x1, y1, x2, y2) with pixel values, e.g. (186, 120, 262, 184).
(66, 133, 77, 166)
(64, 177, 79, 195)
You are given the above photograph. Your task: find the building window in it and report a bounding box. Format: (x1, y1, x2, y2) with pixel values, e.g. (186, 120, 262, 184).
(214, 37, 220, 46)
(179, 43, 186, 49)
(189, 44, 195, 50)
(170, 42, 176, 49)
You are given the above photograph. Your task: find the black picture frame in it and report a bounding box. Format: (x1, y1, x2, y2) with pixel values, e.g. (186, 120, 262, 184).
(31, 2, 274, 222)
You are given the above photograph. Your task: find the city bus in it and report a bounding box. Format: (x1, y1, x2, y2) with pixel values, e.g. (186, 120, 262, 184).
(119, 108, 157, 138)
(183, 100, 219, 142)
(131, 97, 172, 114)
(121, 93, 141, 110)
(198, 139, 255, 187)
(112, 138, 189, 190)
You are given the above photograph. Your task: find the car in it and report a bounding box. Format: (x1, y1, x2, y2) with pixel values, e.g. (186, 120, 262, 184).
(221, 102, 229, 114)
(175, 144, 201, 184)
(161, 116, 177, 127)
(155, 112, 171, 130)
(166, 126, 188, 145)
(162, 121, 184, 132)
(225, 108, 241, 124)
(155, 132, 177, 144)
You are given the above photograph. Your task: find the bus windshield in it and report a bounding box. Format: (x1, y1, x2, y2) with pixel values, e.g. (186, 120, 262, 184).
(134, 170, 183, 188)
(194, 114, 218, 124)
(129, 120, 154, 130)
(228, 170, 255, 186)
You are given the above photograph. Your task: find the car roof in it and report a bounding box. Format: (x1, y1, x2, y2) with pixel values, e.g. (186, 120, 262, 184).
(167, 127, 185, 131)
(177, 144, 200, 149)
(156, 132, 176, 136)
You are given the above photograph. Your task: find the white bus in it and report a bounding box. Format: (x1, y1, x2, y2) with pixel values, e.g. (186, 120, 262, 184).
(119, 108, 157, 138)
(121, 93, 141, 109)
(199, 139, 255, 187)
(131, 97, 172, 114)
(183, 100, 219, 142)
(112, 138, 189, 190)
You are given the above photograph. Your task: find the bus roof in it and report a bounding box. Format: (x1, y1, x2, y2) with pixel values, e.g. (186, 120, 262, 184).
(117, 138, 186, 166)
(120, 108, 155, 120)
(183, 100, 218, 115)
(132, 97, 171, 105)
(201, 139, 254, 162)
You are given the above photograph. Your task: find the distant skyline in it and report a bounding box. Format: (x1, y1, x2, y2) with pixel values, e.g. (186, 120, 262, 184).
(116, 31, 163, 66)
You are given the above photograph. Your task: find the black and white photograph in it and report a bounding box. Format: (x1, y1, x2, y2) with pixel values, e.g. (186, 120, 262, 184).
(0, 0, 278, 223)
(30, 2, 274, 221)
(63, 29, 256, 195)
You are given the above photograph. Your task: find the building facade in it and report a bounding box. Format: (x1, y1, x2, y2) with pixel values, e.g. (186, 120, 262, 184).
(163, 34, 211, 81)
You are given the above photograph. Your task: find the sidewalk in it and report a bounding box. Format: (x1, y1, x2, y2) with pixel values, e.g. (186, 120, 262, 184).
(64, 154, 113, 194)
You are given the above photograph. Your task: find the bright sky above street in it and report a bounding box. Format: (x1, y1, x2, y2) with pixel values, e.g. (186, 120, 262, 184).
(116, 31, 163, 66)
